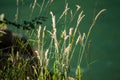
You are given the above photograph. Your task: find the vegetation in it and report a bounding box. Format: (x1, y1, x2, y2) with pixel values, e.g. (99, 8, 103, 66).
(0, 0, 106, 80)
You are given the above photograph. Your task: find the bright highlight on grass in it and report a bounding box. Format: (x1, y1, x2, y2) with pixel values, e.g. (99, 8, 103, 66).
(0, 0, 106, 80)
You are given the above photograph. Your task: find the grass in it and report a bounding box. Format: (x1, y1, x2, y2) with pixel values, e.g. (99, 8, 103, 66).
(0, 0, 106, 80)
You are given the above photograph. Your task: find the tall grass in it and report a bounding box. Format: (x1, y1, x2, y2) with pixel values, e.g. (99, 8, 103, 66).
(0, 0, 106, 80)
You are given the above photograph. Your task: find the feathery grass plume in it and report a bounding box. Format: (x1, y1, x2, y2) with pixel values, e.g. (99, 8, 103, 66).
(57, 3, 69, 23)
(42, 26, 46, 38)
(37, 25, 41, 48)
(76, 5, 81, 11)
(79, 9, 106, 65)
(44, 49, 49, 66)
(69, 7, 85, 63)
(50, 11, 59, 53)
(37, 25, 42, 66)
(63, 43, 71, 67)
(76, 33, 81, 45)
(61, 29, 69, 41)
(69, 5, 81, 25)
(73, 10, 85, 36)
(69, 28, 73, 36)
(80, 33, 86, 47)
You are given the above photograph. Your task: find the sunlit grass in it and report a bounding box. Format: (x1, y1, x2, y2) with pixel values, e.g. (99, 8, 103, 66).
(0, 0, 106, 80)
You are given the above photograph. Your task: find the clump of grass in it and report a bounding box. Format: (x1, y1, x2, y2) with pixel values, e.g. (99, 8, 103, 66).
(0, 0, 106, 80)
(31, 2, 106, 79)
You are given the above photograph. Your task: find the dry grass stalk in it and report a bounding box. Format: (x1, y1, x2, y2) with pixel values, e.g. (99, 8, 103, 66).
(50, 11, 59, 53)
(57, 3, 69, 23)
(73, 11, 85, 36)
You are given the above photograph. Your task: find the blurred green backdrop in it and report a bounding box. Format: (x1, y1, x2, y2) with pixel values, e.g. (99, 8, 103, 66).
(0, 0, 120, 80)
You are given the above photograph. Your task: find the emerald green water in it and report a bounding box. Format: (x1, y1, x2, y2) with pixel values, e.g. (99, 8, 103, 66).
(0, 0, 120, 80)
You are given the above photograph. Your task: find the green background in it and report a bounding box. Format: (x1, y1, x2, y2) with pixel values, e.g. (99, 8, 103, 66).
(0, 0, 120, 80)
